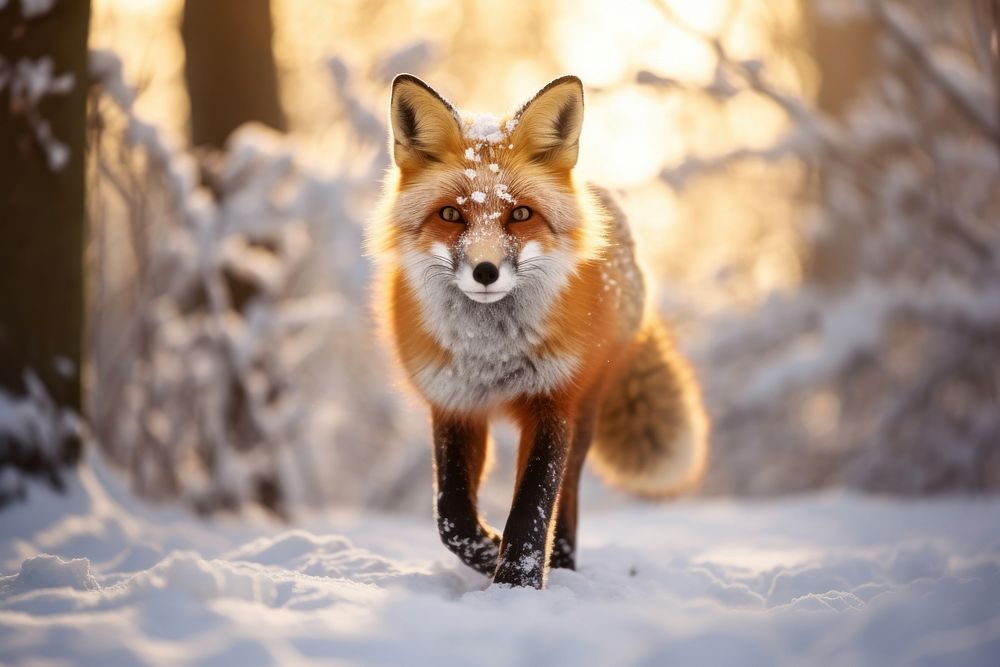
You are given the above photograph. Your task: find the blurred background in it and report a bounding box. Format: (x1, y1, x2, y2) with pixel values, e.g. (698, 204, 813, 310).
(2, 0, 998, 517)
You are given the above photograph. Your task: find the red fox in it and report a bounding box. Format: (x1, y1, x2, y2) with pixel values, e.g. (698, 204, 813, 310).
(370, 74, 709, 588)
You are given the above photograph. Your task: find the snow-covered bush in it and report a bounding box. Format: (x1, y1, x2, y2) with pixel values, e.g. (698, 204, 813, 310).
(0, 371, 82, 505)
(642, 0, 1000, 494)
(86, 49, 427, 515)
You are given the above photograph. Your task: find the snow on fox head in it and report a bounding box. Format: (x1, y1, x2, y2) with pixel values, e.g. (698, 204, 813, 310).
(371, 75, 607, 312)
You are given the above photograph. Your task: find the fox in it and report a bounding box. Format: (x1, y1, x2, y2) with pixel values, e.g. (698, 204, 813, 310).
(369, 74, 709, 588)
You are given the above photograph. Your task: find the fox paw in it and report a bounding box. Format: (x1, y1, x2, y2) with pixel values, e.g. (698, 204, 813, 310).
(440, 521, 500, 576)
(493, 547, 546, 589)
(548, 538, 576, 570)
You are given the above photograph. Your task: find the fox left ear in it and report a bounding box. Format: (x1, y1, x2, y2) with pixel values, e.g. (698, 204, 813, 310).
(511, 76, 584, 171)
(389, 74, 465, 172)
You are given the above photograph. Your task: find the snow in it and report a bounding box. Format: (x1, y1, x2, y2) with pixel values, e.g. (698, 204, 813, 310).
(0, 55, 75, 170)
(0, 372, 81, 501)
(1, 453, 999, 666)
(27, 18, 997, 662)
(462, 112, 508, 143)
(494, 183, 516, 203)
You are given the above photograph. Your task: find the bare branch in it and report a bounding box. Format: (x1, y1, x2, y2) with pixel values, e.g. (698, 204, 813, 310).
(869, 0, 1000, 148)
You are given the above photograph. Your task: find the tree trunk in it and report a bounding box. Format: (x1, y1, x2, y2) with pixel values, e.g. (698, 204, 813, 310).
(181, 0, 287, 149)
(798, 1, 878, 286)
(0, 0, 90, 502)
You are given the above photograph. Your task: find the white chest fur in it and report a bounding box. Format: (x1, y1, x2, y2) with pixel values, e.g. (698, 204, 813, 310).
(413, 303, 579, 412)
(402, 249, 579, 412)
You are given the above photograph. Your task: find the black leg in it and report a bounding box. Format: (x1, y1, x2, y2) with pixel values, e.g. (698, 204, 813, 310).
(432, 409, 501, 576)
(550, 392, 599, 570)
(493, 399, 571, 588)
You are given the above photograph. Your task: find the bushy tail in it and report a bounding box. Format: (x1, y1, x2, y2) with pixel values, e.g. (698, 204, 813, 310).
(590, 319, 709, 498)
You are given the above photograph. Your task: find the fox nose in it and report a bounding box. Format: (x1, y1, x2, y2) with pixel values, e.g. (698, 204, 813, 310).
(472, 261, 499, 286)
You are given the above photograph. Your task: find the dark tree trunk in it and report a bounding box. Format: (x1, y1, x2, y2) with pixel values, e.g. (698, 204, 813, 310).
(181, 0, 287, 149)
(0, 0, 90, 502)
(799, 2, 878, 287)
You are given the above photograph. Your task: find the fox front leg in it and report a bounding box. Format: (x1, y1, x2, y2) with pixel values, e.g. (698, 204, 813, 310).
(494, 399, 571, 588)
(550, 395, 598, 570)
(432, 409, 501, 576)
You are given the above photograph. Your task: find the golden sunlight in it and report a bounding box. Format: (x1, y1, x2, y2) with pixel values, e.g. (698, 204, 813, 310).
(8, 0, 997, 660)
(90, 0, 811, 300)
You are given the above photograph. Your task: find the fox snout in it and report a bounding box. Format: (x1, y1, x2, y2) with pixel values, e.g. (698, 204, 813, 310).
(431, 226, 515, 303)
(414, 237, 569, 306)
(454, 252, 517, 303)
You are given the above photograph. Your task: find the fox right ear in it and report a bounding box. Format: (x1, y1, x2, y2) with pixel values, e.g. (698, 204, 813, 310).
(511, 76, 584, 172)
(389, 75, 464, 171)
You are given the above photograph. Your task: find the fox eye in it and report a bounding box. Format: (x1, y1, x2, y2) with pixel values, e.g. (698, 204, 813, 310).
(439, 206, 462, 223)
(511, 206, 532, 222)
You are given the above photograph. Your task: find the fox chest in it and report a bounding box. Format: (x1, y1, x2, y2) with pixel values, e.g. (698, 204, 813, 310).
(411, 308, 579, 412)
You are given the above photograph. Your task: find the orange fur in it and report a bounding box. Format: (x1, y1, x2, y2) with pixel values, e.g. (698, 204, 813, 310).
(368, 74, 708, 587)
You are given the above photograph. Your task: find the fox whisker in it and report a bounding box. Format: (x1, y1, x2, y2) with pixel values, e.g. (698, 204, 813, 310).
(421, 267, 454, 283)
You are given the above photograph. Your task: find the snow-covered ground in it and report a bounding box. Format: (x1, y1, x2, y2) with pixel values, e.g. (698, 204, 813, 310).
(1, 453, 998, 666)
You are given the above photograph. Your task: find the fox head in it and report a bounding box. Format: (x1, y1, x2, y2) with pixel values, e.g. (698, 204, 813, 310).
(371, 75, 606, 309)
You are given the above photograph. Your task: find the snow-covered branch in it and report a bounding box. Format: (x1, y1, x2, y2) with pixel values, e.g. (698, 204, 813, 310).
(645, 0, 1000, 495)
(86, 47, 421, 515)
(0, 0, 77, 170)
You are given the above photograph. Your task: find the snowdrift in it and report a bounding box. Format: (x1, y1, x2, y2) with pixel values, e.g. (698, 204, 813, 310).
(1, 452, 999, 665)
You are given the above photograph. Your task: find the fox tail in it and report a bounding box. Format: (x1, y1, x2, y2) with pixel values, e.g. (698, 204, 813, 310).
(589, 319, 709, 497)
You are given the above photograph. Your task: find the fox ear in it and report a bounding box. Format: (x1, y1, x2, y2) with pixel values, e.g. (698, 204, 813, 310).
(511, 76, 584, 171)
(389, 74, 464, 171)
